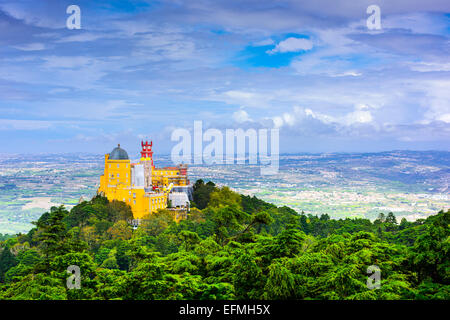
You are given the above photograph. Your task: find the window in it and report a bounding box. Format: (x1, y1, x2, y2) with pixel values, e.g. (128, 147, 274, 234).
(133, 193, 136, 198)
(117, 173, 120, 178)
(117, 164, 120, 168)
(133, 200, 136, 205)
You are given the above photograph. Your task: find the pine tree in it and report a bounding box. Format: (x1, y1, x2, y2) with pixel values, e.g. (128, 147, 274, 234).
(0, 246, 18, 282)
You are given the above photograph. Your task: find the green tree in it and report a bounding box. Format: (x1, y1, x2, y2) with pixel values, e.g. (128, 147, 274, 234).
(0, 273, 67, 300)
(0, 246, 18, 282)
(263, 262, 295, 299)
(207, 205, 250, 246)
(386, 212, 397, 224)
(232, 253, 263, 299)
(192, 180, 217, 209)
(208, 186, 242, 209)
(107, 221, 132, 240)
(35, 206, 68, 259)
(410, 210, 449, 283)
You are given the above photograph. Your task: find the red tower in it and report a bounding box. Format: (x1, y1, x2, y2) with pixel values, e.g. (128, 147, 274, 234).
(140, 140, 154, 168)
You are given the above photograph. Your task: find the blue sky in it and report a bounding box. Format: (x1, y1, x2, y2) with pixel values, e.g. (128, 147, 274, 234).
(0, 0, 449, 156)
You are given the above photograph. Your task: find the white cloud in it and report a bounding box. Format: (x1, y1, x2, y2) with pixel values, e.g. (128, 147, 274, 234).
(409, 62, 450, 72)
(437, 113, 450, 123)
(344, 109, 373, 125)
(269, 104, 375, 130)
(267, 37, 313, 54)
(420, 80, 450, 124)
(56, 33, 106, 43)
(252, 38, 274, 46)
(225, 90, 256, 100)
(272, 116, 284, 128)
(220, 90, 274, 108)
(0, 1, 61, 28)
(42, 56, 93, 69)
(282, 112, 296, 126)
(232, 109, 251, 123)
(12, 43, 45, 51)
(0, 119, 52, 130)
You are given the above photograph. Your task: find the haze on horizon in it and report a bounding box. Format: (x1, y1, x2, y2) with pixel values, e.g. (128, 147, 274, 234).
(0, 0, 449, 155)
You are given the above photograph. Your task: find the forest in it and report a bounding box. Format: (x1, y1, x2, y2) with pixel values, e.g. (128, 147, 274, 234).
(0, 179, 448, 300)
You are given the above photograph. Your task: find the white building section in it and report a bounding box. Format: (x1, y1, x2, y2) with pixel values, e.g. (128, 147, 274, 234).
(169, 192, 190, 208)
(131, 164, 145, 187)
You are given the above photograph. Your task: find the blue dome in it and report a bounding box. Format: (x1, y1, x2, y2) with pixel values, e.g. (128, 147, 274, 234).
(109, 144, 129, 160)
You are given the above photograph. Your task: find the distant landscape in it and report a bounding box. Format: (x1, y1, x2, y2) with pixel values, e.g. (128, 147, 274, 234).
(0, 150, 448, 235)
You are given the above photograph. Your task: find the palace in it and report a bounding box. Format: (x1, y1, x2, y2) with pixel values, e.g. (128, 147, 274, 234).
(97, 141, 191, 221)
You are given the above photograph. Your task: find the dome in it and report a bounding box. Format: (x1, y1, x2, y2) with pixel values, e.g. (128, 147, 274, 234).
(109, 144, 129, 160)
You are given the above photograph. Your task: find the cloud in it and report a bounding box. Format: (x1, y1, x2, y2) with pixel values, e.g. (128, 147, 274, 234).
(420, 80, 450, 124)
(409, 62, 450, 72)
(343, 108, 373, 125)
(219, 90, 274, 109)
(12, 42, 45, 51)
(41, 56, 93, 69)
(0, 0, 66, 28)
(56, 32, 107, 43)
(347, 29, 449, 60)
(265, 104, 375, 132)
(0, 119, 52, 130)
(437, 113, 450, 123)
(252, 38, 274, 46)
(0, 0, 449, 153)
(232, 109, 251, 123)
(267, 37, 313, 54)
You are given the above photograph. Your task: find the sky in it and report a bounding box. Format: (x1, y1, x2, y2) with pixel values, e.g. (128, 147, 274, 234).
(0, 0, 449, 156)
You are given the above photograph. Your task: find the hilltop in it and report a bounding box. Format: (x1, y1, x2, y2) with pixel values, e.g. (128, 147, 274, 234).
(0, 180, 448, 300)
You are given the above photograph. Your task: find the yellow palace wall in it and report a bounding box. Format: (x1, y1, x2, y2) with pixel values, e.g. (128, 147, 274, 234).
(152, 168, 188, 187)
(98, 154, 168, 219)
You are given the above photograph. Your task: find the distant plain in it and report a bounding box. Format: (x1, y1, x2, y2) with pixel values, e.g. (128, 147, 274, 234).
(0, 150, 448, 234)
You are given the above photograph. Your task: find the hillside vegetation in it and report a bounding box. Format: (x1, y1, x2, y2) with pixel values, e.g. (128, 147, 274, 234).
(0, 179, 448, 300)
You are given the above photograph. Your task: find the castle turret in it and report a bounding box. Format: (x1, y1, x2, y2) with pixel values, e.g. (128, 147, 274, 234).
(140, 140, 154, 168)
(140, 140, 154, 188)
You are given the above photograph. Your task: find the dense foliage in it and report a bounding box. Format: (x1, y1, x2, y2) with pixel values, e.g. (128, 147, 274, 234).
(0, 180, 448, 300)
